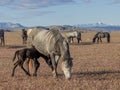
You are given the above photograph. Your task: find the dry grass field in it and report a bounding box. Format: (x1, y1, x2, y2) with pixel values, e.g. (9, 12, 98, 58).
(0, 31, 120, 90)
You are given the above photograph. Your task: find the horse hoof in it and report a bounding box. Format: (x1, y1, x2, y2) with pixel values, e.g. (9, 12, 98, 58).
(33, 74, 37, 77)
(53, 75, 58, 78)
(11, 74, 14, 77)
(26, 73, 31, 76)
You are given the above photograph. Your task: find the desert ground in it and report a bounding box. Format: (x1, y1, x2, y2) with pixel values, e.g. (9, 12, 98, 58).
(0, 31, 120, 90)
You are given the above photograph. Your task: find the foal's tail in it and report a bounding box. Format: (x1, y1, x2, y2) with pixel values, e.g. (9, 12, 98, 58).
(13, 50, 19, 62)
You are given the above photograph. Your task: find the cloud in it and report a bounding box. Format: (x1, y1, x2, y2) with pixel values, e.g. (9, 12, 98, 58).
(4, 10, 55, 20)
(82, 0, 92, 3)
(0, 0, 13, 6)
(0, 0, 75, 9)
(23, 11, 56, 18)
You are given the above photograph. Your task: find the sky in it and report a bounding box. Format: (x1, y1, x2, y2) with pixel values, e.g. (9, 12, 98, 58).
(0, 0, 120, 27)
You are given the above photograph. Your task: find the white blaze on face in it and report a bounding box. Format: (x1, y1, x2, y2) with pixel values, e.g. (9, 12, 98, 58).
(62, 61, 71, 80)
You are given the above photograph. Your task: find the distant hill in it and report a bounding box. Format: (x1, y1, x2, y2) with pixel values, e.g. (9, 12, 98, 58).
(0, 22, 25, 29)
(0, 22, 120, 32)
(74, 22, 120, 31)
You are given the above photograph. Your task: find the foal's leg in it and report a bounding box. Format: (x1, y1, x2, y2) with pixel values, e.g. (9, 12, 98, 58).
(33, 58, 40, 76)
(19, 61, 31, 76)
(12, 59, 30, 76)
(24, 58, 30, 74)
(11, 60, 20, 76)
(43, 57, 53, 71)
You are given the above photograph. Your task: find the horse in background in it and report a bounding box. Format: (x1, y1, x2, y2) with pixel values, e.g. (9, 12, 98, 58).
(61, 30, 82, 44)
(27, 29, 33, 36)
(0, 29, 5, 46)
(93, 32, 110, 43)
(22, 29, 28, 44)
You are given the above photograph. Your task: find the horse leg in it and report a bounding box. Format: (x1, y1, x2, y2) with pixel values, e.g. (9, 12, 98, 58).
(93, 37, 96, 43)
(100, 37, 102, 43)
(43, 57, 53, 71)
(19, 61, 31, 76)
(13, 59, 31, 76)
(33, 58, 40, 76)
(69, 38, 71, 43)
(1, 38, 3, 46)
(24, 58, 30, 73)
(107, 37, 110, 43)
(11, 60, 20, 76)
(54, 55, 60, 68)
(28, 59, 34, 75)
(68, 38, 70, 43)
(67, 37, 71, 43)
(71, 37, 74, 43)
(50, 53, 57, 78)
(77, 38, 80, 44)
(0, 39, 1, 46)
(1, 37, 4, 46)
(2, 37, 5, 46)
(22, 37, 25, 44)
(97, 38, 99, 43)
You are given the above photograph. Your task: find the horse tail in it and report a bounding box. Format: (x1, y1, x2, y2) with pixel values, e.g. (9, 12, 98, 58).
(13, 50, 19, 62)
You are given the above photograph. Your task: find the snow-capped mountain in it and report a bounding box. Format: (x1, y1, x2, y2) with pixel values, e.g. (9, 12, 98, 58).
(0, 22, 25, 28)
(74, 22, 120, 31)
(0, 22, 120, 31)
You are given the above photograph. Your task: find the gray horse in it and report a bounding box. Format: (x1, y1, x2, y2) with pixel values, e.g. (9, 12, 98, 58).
(27, 27, 73, 80)
(93, 32, 110, 43)
(61, 30, 81, 44)
(0, 30, 5, 46)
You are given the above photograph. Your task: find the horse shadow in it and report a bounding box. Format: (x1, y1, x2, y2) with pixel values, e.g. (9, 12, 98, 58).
(70, 42, 93, 45)
(4, 45, 26, 49)
(72, 70, 120, 80)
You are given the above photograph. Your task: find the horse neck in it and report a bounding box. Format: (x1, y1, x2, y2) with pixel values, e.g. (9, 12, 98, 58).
(59, 39, 71, 60)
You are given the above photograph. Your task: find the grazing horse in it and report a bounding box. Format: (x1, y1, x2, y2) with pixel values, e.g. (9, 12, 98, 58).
(93, 32, 110, 43)
(27, 27, 73, 80)
(22, 29, 27, 44)
(11, 47, 52, 76)
(61, 30, 81, 44)
(0, 30, 5, 46)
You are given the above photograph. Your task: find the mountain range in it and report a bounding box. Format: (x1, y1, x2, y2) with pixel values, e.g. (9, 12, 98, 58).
(0, 22, 120, 31)
(0, 22, 25, 29)
(74, 22, 120, 31)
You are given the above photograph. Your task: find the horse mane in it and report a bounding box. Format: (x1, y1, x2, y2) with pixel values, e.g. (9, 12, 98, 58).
(50, 29, 64, 42)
